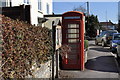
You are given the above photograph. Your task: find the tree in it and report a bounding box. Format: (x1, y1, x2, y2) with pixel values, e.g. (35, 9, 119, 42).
(118, 19, 120, 32)
(73, 6, 86, 13)
(73, 5, 100, 37)
(85, 15, 100, 37)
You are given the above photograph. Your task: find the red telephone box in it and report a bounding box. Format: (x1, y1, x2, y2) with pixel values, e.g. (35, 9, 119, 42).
(62, 11, 84, 70)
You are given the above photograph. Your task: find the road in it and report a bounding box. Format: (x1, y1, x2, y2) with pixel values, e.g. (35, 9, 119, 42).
(59, 40, 119, 79)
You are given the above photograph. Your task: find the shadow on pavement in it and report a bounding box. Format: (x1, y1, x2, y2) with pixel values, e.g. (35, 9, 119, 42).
(89, 44, 96, 46)
(85, 56, 118, 73)
(89, 43, 104, 47)
(89, 47, 110, 52)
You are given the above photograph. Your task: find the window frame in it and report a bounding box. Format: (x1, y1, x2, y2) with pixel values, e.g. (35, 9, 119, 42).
(46, 3, 49, 14)
(24, 0, 29, 4)
(38, 0, 42, 10)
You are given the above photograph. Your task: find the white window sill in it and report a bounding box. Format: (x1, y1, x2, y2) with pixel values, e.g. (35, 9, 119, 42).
(38, 10, 43, 14)
(22, 3, 30, 5)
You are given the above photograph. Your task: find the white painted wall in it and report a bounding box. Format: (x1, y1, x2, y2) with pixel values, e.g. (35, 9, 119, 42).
(44, 17, 62, 29)
(30, 0, 38, 25)
(11, 0, 23, 6)
(41, 0, 53, 15)
(2, 0, 53, 26)
(30, 0, 53, 25)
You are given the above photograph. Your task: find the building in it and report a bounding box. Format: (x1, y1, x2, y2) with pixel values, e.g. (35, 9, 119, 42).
(1, 0, 53, 26)
(100, 20, 116, 31)
(44, 14, 62, 29)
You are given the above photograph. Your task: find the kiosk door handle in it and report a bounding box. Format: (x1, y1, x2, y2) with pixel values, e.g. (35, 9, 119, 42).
(79, 40, 81, 43)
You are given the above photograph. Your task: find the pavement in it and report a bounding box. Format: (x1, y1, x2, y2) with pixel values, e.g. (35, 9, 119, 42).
(59, 40, 120, 79)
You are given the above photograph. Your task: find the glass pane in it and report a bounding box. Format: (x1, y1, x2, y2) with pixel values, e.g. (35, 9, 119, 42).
(67, 34, 79, 38)
(68, 39, 79, 43)
(68, 24, 79, 28)
(68, 29, 79, 33)
(69, 44, 79, 49)
(68, 55, 77, 59)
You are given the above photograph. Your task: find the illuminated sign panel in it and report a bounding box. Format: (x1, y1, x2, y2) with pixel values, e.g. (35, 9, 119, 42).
(64, 16, 80, 19)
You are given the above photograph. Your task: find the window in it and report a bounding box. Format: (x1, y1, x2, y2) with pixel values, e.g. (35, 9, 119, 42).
(2, 2, 6, 7)
(114, 34, 120, 40)
(38, 0, 41, 10)
(68, 39, 79, 43)
(27, 0, 29, 4)
(67, 34, 79, 38)
(4, 0, 11, 7)
(67, 24, 79, 33)
(47, 3, 49, 14)
(68, 24, 79, 28)
(100, 31, 106, 36)
(107, 31, 117, 36)
(24, 0, 25, 3)
(24, 0, 29, 4)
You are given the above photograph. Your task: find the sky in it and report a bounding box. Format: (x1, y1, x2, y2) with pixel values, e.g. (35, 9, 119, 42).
(53, 2, 118, 24)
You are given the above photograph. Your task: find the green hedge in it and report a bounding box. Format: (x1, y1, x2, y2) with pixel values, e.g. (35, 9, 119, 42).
(1, 15, 53, 78)
(84, 40, 89, 49)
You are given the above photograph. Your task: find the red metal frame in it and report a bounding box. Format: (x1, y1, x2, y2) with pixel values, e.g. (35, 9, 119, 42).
(62, 11, 84, 70)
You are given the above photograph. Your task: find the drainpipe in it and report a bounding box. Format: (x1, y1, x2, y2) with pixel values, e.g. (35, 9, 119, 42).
(10, 0, 12, 7)
(52, 21, 56, 80)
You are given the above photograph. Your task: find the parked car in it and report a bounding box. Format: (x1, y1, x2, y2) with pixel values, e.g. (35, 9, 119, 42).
(95, 30, 118, 47)
(84, 36, 91, 40)
(117, 43, 120, 59)
(110, 33, 120, 53)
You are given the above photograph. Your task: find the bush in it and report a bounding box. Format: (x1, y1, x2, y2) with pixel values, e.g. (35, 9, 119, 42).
(59, 45, 71, 59)
(1, 15, 53, 78)
(84, 40, 89, 49)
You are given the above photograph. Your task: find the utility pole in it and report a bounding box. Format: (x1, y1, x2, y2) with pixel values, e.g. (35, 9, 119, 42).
(106, 10, 108, 29)
(86, 1, 90, 36)
(87, 2, 89, 16)
(10, 0, 12, 7)
(52, 21, 56, 80)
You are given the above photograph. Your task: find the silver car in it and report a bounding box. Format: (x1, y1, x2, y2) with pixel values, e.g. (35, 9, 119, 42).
(95, 30, 118, 47)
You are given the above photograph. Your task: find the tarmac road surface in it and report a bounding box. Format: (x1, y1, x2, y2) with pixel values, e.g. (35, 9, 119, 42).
(59, 40, 119, 79)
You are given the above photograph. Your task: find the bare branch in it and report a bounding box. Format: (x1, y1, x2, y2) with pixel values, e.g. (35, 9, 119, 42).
(73, 6, 86, 13)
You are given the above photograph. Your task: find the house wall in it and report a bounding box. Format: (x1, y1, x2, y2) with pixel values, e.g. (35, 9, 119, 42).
(30, 0, 53, 25)
(2, 0, 53, 26)
(11, 0, 23, 6)
(30, 0, 40, 25)
(44, 17, 62, 29)
(41, 0, 53, 15)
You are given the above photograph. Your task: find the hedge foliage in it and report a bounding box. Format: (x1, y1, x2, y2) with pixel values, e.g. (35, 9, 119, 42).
(84, 40, 89, 49)
(1, 15, 53, 78)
